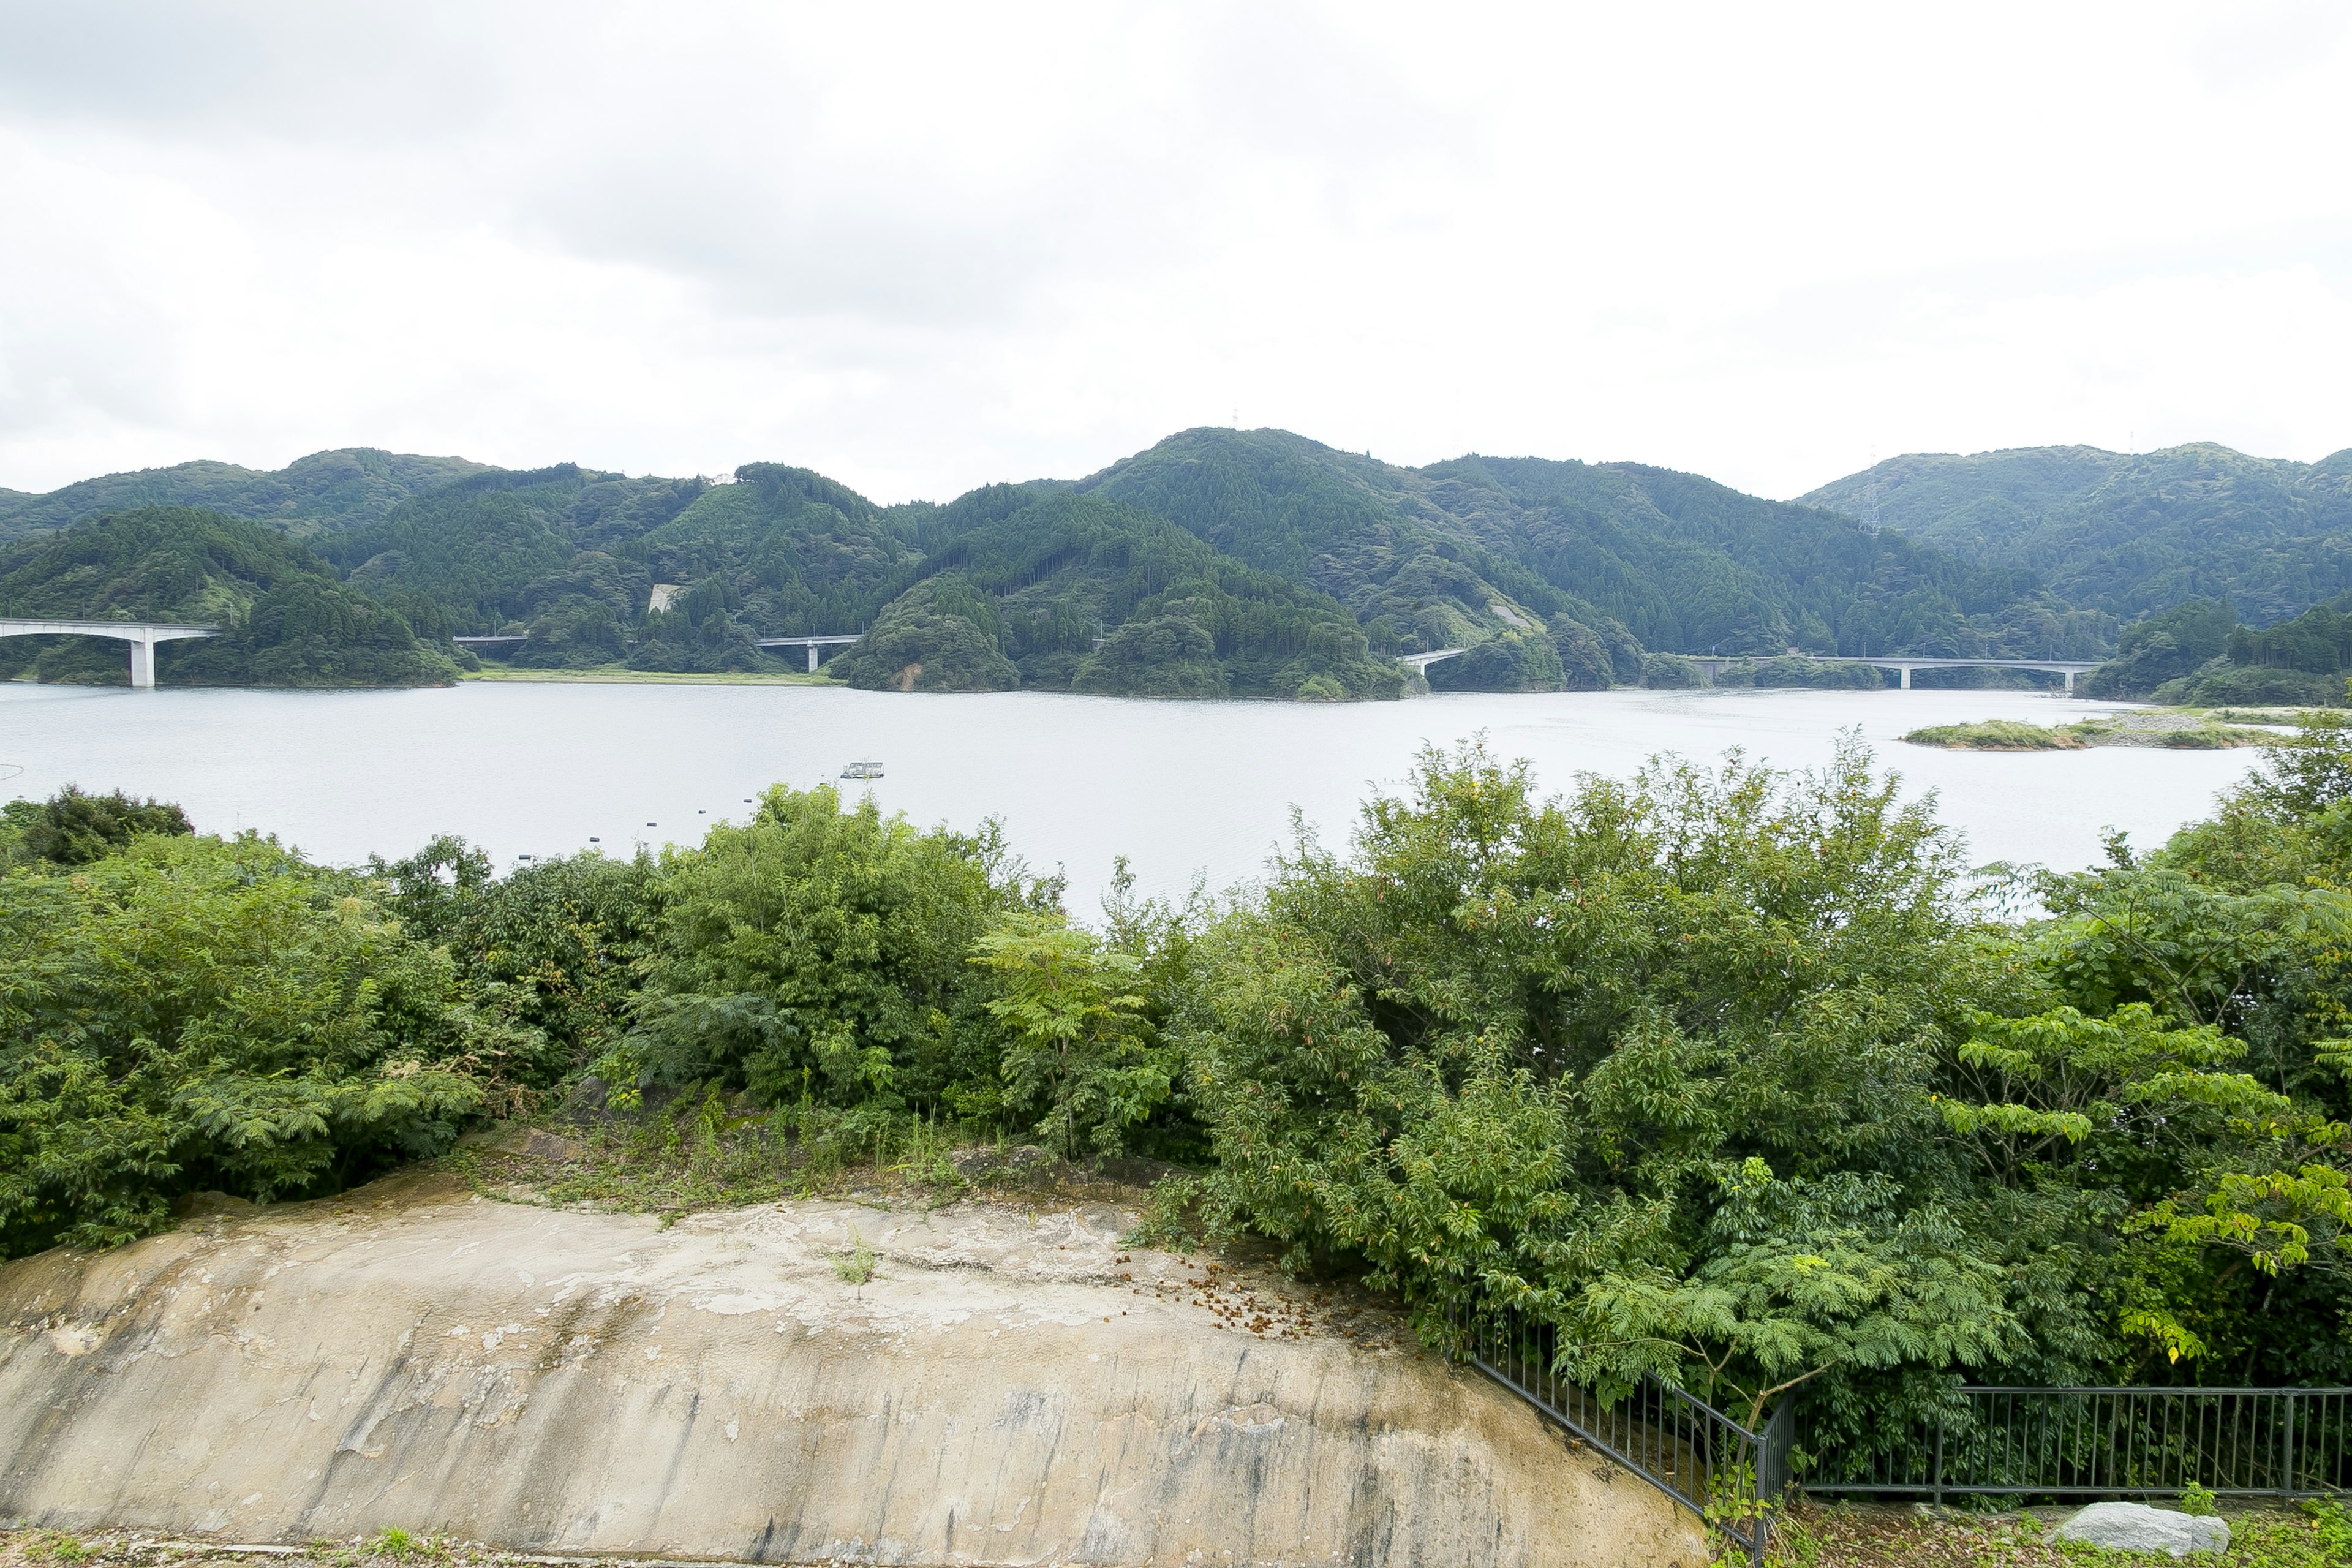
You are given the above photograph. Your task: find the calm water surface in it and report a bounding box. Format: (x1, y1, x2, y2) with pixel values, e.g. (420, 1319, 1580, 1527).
(0, 682, 2258, 912)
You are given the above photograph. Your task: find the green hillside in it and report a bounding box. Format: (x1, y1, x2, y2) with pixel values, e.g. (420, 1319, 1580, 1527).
(318, 461, 923, 673)
(833, 488, 1402, 698)
(1083, 428, 2106, 664)
(0, 508, 459, 687)
(1801, 442, 2352, 624)
(0, 448, 491, 543)
(0, 426, 2174, 697)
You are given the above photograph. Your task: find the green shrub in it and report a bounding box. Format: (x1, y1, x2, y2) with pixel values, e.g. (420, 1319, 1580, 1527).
(1642, 652, 1702, 688)
(0, 832, 521, 1257)
(1, 786, 192, 865)
(612, 783, 1041, 1115)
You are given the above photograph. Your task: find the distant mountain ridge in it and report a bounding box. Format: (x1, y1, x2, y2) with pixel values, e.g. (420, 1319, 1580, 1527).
(1801, 442, 2352, 624)
(0, 448, 492, 542)
(4, 426, 2199, 696)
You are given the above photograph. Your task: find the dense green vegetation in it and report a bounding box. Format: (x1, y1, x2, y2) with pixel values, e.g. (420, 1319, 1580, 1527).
(0, 508, 460, 687)
(10, 727, 2350, 1428)
(1086, 429, 2107, 668)
(1805, 442, 2352, 627)
(833, 489, 1405, 698)
(0, 448, 488, 544)
(2082, 597, 2352, 704)
(26, 427, 2352, 701)
(4, 426, 2145, 698)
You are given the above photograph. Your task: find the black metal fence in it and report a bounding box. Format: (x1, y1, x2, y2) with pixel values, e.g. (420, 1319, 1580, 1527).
(1455, 1305, 1792, 1565)
(1455, 1303, 2351, 1563)
(1798, 1385, 2352, 1502)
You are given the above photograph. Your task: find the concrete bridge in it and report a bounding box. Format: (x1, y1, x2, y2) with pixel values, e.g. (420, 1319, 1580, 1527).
(1690, 654, 2103, 694)
(1398, 647, 1468, 673)
(0, 617, 220, 687)
(758, 633, 863, 671)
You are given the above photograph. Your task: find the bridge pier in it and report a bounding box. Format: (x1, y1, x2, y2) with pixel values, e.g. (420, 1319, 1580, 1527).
(128, 636, 157, 689)
(806, 644, 820, 673)
(1898, 665, 1912, 690)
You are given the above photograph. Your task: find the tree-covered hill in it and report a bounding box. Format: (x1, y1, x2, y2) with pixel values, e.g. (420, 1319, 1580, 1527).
(1080, 428, 2106, 666)
(0, 507, 459, 687)
(832, 488, 1403, 698)
(1801, 442, 2352, 624)
(317, 461, 926, 673)
(0, 448, 492, 543)
(320, 464, 710, 651)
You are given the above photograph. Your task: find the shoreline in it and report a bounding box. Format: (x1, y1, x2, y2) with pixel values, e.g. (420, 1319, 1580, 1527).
(458, 665, 843, 687)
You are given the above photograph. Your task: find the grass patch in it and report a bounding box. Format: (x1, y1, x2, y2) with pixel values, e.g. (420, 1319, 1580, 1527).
(459, 663, 841, 687)
(1760, 1496, 2350, 1567)
(438, 1086, 1176, 1222)
(1902, 719, 2086, 751)
(1904, 716, 2276, 752)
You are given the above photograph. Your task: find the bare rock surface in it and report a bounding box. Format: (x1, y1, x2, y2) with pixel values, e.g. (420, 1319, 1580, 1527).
(2054, 1502, 2230, 1556)
(0, 1173, 1701, 1567)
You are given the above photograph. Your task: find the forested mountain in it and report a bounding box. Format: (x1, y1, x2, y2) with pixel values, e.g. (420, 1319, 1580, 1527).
(1802, 442, 2352, 624)
(0, 508, 459, 687)
(3, 426, 2180, 696)
(833, 487, 1401, 696)
(1082, 429, 2108, 663)
(0, 448, 490, 543)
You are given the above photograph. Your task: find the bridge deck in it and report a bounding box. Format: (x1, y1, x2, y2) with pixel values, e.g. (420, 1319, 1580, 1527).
(0, 617, 222, 689)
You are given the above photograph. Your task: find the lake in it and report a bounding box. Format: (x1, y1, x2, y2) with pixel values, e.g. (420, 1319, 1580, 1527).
(0, 681, 2260, 914)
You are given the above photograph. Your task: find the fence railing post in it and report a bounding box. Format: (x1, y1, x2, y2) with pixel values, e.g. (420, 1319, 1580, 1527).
(2282, 1389, 2297, 1496)
(1931, 1419, 1945, 1508)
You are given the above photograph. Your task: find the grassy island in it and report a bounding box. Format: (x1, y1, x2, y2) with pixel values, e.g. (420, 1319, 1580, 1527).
(1906, 712, 2278, 750)
(1902, 718, 2087, 750)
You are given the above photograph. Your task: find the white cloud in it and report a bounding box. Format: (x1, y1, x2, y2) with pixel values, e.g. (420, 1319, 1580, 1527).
(0, 0, 2345, 502)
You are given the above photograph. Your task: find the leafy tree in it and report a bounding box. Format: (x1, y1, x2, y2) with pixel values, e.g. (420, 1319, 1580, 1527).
(613, 785, 1041, 1115)
(0, 831, 516, 1257)
(368, 837, 658, 1082)
(1, 786, 190, 866)
(970, 913, 1167, 1155)
(1166, 739, 2005, 1416)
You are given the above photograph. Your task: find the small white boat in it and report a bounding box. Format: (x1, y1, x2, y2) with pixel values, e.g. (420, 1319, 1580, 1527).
(840, 760, 884, 780)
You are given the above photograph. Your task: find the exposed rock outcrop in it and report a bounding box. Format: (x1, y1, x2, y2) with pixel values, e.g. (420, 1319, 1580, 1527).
(0, 1174, 1702, 1567)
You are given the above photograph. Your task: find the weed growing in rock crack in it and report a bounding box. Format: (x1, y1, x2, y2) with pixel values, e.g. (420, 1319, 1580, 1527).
(450, 1090, 1065, 1220)
(23, 1534, 90, 1564)
(833, 1225, 877, 1295)
(371, 1529, 417, 1561)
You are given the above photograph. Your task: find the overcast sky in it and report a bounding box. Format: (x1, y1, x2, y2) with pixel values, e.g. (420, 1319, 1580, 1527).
(1, 1, 2346, 505)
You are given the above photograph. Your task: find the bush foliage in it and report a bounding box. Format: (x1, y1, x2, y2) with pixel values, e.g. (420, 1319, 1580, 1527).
(9, 725, 2351, 1432)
